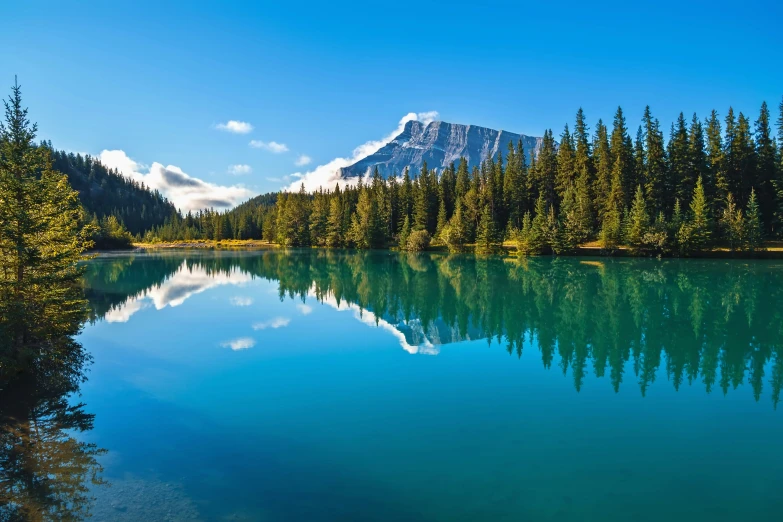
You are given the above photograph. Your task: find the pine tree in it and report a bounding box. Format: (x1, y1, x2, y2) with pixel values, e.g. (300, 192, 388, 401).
(609, 106, 634, 207)
(516, 211, 534, 256)
(398, 215, 411, 250)
(720, 193, 744, 251)
(625, 185, 650, 253)
(530, 194, 549, 253)
(744, 189, 764, 252)
(535, 130, 558, 208)
(707, 110, 728, 207)
(669, 112, 693, 204)
(326, 192, 344, 247)
(475, 204, 499, 255)
(436, 197, 448, 239)
(0, 80, 92, 361)
(555, 124, 576, 202)
(755, 102, 778, 232)
(593, 120, 612, 222)
(442, 199, 468, 252)
(680, 176, 711, 253)
(643, 106, 668, 213)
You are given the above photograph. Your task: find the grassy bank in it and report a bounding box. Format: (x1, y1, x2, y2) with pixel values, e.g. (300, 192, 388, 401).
(132, 239, 783, 258)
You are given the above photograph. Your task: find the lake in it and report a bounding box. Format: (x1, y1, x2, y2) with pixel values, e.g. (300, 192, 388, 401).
(56, 251, 783, 519)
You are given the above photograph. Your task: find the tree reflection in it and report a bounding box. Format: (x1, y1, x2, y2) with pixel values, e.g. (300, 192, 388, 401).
(0, 337, 106, 520)
(85, 251, 783, 407)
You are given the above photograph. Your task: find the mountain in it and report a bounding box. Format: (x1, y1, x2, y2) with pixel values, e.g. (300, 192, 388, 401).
(339, 120, 544, 178)
(47, 145, 177, 235)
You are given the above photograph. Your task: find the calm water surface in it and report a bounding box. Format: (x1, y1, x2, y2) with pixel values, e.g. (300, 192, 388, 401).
(64, 251, 783, 519)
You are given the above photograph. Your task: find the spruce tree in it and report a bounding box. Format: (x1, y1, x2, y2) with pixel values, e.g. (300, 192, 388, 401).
(593, 120, 612, 221)
(669, 112, 693, 205)
(744, 189, 764, 252)
(625, 185, 650, 253)
(475, 204, 499, 255)
(720, 193, 744, 251)
(609, 106, 634, 207)
(0, 80, 92, 362)
(326, 193, 344, 247)
(555, 124, 576, 202)
(643, 106, 668, 213)
(682, 176, 711, 253)
(398, 215, 411, 251)
(755, 102, 777, 232)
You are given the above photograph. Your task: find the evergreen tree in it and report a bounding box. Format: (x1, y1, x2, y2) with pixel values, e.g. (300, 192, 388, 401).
(609, 106, 634, 207)
(669, 112, 693, 204)
(593, 120, 612, 222)
(398, 215, 411, 251)
(720, 193, 744, 251)
(326, 191, 344, 247)
(755, 102, 778, 232)
(744, 189, 764, 252)
(643, 106, 668, 213)
(555, 124, 576, 202)
(0, 80, 92, 363)
(442, 199, 468, 252)
(679, 176, 711, 254)
(475, 204, 500, 255)
(625, 185, 650, 253)
(535, 130, 558, 208)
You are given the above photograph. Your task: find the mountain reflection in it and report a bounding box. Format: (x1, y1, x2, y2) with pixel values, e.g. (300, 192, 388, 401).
(84, 251, 783, 407)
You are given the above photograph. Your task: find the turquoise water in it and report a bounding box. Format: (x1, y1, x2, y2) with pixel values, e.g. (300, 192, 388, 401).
(71, 251, 783, 520)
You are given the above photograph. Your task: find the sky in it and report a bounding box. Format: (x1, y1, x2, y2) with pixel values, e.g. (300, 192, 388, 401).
(1, 0, 781, 211)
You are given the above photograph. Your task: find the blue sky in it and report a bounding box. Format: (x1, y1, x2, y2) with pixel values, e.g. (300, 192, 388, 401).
(2, 0, 781, 210)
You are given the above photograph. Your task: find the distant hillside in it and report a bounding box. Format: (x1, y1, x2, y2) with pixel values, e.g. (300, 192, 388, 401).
(339, 120, 544, 179)
(47, 144, 177, 235)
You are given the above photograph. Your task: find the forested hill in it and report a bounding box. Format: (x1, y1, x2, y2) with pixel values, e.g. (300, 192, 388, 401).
(45, 143, 177, 235)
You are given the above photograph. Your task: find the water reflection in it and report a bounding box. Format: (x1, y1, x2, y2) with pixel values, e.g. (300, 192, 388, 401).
(83, 251, 783, 407)
(0, 339, 106, 520)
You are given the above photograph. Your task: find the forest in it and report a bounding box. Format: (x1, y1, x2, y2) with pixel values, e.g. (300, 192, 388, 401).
(146, 100, 783, 257)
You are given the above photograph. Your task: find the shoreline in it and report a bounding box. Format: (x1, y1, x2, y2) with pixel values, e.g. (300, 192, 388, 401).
(126, 239, 783, 259)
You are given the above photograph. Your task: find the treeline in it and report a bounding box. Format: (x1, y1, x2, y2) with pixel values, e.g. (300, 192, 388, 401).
(44, 144, 178, 248)
(85, 251, 783, 406)
(142, 193, 277, 242)
(148, 100, 783, 257)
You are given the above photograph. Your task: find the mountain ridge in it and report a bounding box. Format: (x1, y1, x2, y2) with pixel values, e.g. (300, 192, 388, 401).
(339, 120, 544, 178)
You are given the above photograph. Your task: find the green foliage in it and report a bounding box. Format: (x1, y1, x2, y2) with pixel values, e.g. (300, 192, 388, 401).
(405, 229, 431, 252)
(0, 81, 92, 372)
(720, 193, 744, 251)
(130, 99, 782, 258)
(744, 189, 764, 252)
(475, 204, 500, 255)
(398, 215, 411, 250)
(625, 185, 650, 253)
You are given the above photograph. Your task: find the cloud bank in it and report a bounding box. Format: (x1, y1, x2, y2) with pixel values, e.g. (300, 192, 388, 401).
(215, 120, 254, 134)
(100, 150, 253, 212)
(283, 111, 438, 192)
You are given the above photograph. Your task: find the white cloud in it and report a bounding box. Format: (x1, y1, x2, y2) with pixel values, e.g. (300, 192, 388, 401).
(104, 262, 252, 322)
(296, 303, 313, 315)
(230, 296, 254, 307)
(215, 120, 254, 134)
(295, 154, 312, 166)
(221, 337, 256, 351)
(283, 111, 439, 192)
(99, 150, 253, 212)
(252, 317, 291, 330)
(228, 164, 252, 175)
(249, 140, 289, 153)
